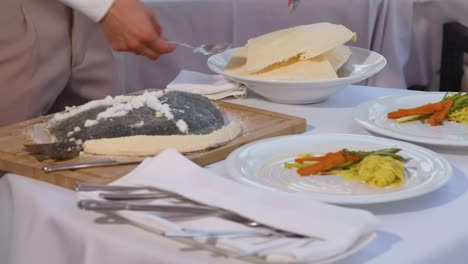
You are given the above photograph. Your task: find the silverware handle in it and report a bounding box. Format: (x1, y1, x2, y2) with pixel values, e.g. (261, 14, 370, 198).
(100, 192, 173, 200)
(77, 199, 219, 214)
(165, 229, 273, 238)
(75, 182, 153, 192)
(43, 160, 139, 172)
(78, 199, 128, 210)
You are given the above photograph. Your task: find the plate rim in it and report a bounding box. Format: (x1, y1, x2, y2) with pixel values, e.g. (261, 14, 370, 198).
(225, 133, 453, 205)
(207, 46, 387, 85)
(352, 93, 468, 147)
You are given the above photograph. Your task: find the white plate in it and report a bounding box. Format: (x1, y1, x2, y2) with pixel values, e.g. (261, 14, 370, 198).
(207, 47, 386, 104)
(353, 93, 468, 147)
(225, 134, 452, 204)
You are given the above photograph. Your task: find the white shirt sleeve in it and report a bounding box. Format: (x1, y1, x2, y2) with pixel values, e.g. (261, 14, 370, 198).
(59, 0, 115, 22)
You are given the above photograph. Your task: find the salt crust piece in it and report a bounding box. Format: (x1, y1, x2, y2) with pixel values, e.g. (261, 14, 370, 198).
(83, 121, 242, 156)
(245, 23, 356, 73)
(225, 47, 338, 80)
(322, 45, 352, 71)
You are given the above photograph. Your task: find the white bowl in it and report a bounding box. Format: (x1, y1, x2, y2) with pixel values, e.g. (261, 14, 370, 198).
(207, 46, 387, 104)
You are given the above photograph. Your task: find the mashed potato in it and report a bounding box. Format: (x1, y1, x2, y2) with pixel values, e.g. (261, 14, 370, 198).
(334, 155, 405, 188)
(448, 107, 468, 124)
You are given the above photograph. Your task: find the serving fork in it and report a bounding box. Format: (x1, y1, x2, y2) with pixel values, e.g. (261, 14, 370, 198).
(167, 41, 232, 55)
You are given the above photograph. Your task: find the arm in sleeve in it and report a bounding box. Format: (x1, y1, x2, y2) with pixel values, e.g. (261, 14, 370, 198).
(59, 0, 115, 22)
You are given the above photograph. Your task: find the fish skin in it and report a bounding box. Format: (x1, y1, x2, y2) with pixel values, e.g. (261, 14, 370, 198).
(47, 91, 225, 142)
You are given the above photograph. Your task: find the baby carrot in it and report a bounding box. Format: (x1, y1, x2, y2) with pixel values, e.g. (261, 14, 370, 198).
(387, 102, 444, 119)
(297, 151, 347, 176)
(427, 98, 453, 126)
(344, 155, 360, 162)
(295, 150, 344, 163)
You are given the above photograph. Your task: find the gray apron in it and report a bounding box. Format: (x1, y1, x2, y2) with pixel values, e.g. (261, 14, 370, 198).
(0, 0, 121, 126)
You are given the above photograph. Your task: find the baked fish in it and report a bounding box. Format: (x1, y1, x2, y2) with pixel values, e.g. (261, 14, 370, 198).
(26, 91, 228, 160)
(46, 90, 225, 143)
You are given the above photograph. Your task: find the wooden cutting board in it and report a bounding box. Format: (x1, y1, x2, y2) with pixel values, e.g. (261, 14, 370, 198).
(0, 101, 306, 190)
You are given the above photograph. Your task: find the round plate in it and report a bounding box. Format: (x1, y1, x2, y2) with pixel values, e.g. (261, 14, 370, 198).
(225, 134, 452, 204)
(353, 93, 468, 147)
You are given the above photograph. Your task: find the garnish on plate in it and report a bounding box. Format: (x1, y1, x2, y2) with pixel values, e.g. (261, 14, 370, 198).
(284, 148, 408, 188)
(387, 92, 468, 126)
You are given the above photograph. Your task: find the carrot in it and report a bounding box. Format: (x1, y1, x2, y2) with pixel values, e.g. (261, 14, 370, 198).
(387, 102, 444, 119)
(427, 98, 453, 126)
(297, 151, 347, 176)
(295, 150, 344, 163)
(344, 155, 360, 162)
(295, 156, 323, 163)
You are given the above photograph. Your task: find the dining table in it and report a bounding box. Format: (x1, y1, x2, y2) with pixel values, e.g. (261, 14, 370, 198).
(1, 84, 467, 264)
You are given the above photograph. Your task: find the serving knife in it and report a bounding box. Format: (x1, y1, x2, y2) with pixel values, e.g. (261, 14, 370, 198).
(42, 160, 140, 172)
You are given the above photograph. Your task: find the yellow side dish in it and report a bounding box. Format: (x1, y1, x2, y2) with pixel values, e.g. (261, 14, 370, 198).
(448, 107, 468, 124)
(333, 155, 405, 188)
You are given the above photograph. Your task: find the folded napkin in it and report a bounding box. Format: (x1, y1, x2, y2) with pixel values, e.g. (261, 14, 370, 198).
(166, 70, 247, 100)
(80, 149, 379, 262)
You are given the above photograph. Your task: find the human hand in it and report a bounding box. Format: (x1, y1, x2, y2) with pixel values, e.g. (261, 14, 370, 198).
(99, 0, 176, 60)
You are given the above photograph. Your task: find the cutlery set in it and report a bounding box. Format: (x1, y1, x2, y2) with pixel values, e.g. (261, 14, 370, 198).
(76, 182, 307, 239)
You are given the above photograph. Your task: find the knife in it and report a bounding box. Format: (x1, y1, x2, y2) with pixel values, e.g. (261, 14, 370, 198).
(42, 160, 141, 172)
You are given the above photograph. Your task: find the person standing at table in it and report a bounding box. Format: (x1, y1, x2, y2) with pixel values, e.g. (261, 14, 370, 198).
(0, 0, 176, 126)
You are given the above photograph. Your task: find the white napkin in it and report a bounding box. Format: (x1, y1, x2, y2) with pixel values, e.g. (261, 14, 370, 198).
(80, 149, 379, 262)
(166, 70, 247, 100)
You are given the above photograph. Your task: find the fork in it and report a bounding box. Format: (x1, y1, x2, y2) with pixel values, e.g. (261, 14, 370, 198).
(167, 41, 232, 55)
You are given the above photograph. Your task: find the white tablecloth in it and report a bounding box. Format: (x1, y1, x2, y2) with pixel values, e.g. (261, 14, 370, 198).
(2, 85, 468, 264)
